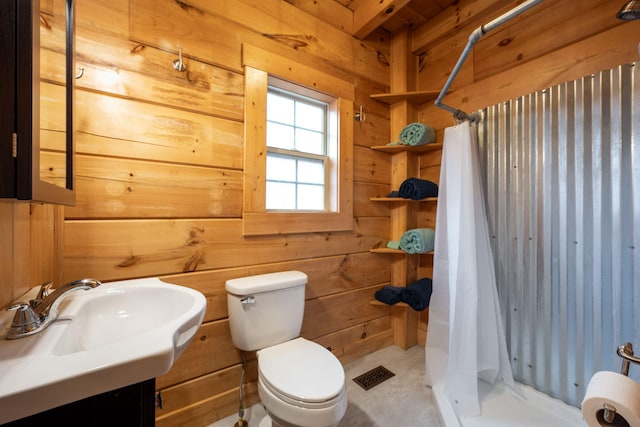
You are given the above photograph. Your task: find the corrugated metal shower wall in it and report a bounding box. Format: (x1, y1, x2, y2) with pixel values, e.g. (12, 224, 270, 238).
(477, 62, 640, 407)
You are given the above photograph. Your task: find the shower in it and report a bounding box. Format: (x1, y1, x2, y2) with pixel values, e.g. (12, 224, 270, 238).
(425, 1, 640, 426)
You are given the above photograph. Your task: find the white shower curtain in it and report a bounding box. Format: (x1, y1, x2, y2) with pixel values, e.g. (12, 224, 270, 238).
(425, 121, 516, 417)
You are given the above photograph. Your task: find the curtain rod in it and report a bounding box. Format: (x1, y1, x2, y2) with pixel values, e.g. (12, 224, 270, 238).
(434, 0, 544, 123)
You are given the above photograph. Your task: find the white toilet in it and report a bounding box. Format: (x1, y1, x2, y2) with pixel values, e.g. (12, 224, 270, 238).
(225, 271, 347, 427)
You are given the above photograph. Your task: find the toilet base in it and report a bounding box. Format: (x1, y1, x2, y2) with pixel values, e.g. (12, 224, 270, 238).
(258, 414, 283, 427)
(258, 414, 272, 427)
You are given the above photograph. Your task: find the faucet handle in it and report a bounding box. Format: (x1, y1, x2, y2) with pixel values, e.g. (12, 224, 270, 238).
(30, 282, 53, 308)
(6, 302, 41, 339)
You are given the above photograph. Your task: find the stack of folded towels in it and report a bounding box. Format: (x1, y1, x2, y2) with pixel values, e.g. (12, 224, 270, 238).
(374, 278, 433, 311)
(387, 122, 436, 147)
(398, 177, 438, 200)
(387, 228, 435, 253)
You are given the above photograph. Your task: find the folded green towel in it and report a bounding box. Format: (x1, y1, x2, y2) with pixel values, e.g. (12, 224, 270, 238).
(398, 123, 436, 146)
(399, 228, 435, 254)
(386, 240, 401, 249)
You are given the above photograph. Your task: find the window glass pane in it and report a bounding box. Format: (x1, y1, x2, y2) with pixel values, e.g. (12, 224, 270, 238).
(266, 182, 296, 210)
(297, 184, 324, 210)
(267, 122, 294, 149)
(296, 102, 324, 131)
(266, 154, 296, 181)
(295, 128, 324, 155)
(265, 85, 331, 213)
(297, 159, 324, 184)
(267, 92, 294, 125)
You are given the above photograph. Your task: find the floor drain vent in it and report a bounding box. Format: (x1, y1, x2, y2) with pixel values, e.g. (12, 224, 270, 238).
(352, 365, 395, 391)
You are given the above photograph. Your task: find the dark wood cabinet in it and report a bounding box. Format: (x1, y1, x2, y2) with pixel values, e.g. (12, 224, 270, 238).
(1, 0, 75, 205)
(2, 379, 156, 426)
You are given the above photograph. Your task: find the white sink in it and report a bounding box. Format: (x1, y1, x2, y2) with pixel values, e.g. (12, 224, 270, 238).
(0, 277, 206, 424)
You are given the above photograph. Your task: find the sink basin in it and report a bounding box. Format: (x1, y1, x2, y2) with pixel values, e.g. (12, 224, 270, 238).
(0, 277, 206, 424)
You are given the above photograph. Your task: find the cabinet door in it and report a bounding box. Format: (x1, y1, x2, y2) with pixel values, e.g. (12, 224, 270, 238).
(0, 2, 17, 197)
(10, 0, 75, 205)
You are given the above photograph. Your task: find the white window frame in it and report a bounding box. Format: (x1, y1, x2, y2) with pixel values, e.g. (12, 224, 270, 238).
(242, 44, 354, 236)
(266, 82, 332, 211)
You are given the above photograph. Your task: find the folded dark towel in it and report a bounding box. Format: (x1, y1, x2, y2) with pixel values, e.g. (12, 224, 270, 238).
(400, 278, 433, 311)
(399, 178, 438, 200)
(387, 190, 401, 198)
(374, 286, 404, 305)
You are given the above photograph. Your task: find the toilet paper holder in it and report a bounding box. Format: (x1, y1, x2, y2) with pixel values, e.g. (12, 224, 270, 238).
(602, 342, 640, 424)
(617, 342, 640, 376)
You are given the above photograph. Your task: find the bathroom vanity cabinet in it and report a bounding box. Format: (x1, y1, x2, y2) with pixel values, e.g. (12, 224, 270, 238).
(3, 379, 156, 426)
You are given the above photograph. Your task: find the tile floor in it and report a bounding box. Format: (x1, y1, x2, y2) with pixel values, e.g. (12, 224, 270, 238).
(208, 344, 443, 427)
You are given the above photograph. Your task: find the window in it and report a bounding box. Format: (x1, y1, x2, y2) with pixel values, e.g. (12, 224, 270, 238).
(242, 44, 354, 236)
(266, 86, 330, 211)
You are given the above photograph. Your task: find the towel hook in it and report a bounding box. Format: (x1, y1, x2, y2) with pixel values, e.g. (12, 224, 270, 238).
(173, 45, 187, 72)
(354, 105, 366, 122)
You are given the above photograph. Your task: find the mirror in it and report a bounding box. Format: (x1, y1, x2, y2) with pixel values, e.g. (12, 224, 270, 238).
(15, 0, 75, 205)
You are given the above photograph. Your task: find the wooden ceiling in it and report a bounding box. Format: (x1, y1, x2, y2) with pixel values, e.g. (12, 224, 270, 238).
(286, 0, 547, 54)
(285, 0, 458, 39)
(335, 0, 457, 36)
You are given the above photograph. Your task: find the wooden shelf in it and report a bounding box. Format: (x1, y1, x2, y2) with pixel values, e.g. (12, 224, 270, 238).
(371, 142, 443, 153)
(370, 197, 437, 202)
(370, 247, 435, 255)
(370, 247, 405, 254)
(370, 90, 440, 105)
(370, 300, 411, 308)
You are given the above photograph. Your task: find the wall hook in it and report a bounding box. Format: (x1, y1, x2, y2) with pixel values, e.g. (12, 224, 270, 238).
(354, 105, 366, 122)
(173, 45, 187, 72)
(75, 67, 84, 79)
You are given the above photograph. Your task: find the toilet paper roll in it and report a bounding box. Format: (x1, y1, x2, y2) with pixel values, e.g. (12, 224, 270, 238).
(582, 371, 640, 427)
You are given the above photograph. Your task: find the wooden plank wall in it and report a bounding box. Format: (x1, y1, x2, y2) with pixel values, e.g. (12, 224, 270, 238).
(416, 0, 640, 132)
(0, 202, 60, 309)
(62, 1, 395, 425)
(2, 0, 638, 426)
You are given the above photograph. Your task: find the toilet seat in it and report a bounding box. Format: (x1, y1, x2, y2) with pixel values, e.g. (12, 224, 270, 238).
(257, 337, 346, 407)
(258, 376, 345, 410)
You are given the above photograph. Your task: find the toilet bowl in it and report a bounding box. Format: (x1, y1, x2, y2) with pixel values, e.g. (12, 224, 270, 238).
(256, 338, 347, 427)
(225, 271, 348, 427)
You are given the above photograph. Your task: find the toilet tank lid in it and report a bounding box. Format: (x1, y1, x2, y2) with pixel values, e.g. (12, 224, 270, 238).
(225, 271, 307, 295)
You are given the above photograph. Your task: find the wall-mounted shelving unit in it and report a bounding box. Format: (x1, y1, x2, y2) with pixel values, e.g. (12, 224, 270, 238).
(368, 137, 441, 348)
(368, 31, 443, 349)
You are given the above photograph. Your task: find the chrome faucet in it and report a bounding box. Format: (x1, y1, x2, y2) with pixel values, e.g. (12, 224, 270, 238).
(6, 278, 101, 339)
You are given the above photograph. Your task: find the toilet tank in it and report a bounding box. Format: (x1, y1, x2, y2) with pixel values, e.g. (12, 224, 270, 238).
(225, 271, 307, 351)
